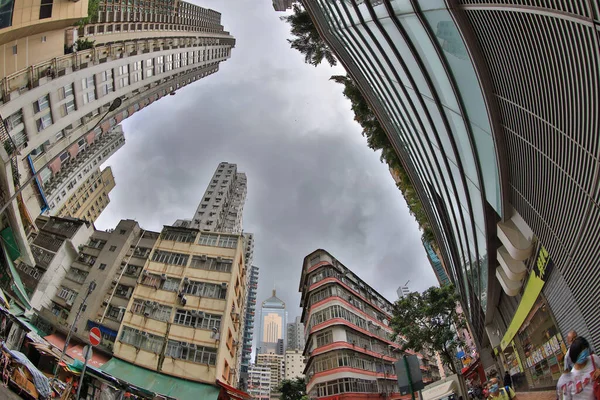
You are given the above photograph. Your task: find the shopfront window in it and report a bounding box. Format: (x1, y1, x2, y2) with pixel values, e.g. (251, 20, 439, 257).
(517, 297, 566, 389)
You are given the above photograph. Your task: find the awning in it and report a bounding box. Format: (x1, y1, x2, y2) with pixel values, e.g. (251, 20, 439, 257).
(16, 316, 45, 336)
(421, 380, 457, 400)
(44, 334, 109, 368)
(100, 358, 221, 400)
(1, 240, 31, 309)
(217, 380, 252, 400)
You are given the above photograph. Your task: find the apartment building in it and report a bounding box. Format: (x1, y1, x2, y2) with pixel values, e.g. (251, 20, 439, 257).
(175, 162, 248, 234)
(13, 216, 94, 311)
(256, 353, 284, 398)
(285, 349, 305, 380)
(43, 124, 124, 215)
(248, 364, 271, 400)
(299, 249, 404, 399)
(0, 5, 235, 269)
(240, 265, 258, 386)
(33, 220, 158, 354)
(55, 166, 116, 223)
(111, 226, 247, 388)
(287, 315, 305, 351)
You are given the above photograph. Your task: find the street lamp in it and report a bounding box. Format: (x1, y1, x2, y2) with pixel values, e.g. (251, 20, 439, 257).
(51, 280, 97, 384)
(0, 97, 122, 216)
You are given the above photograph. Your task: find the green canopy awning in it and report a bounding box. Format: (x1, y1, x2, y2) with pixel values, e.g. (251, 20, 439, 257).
(100, 358, 220, 400)
(1, 241, 31, 310)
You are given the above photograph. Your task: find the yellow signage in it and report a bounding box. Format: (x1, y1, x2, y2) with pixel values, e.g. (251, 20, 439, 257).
(500, 246, 552, 350)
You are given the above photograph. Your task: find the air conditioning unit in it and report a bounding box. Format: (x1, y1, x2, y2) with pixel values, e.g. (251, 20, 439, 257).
(180, 296, 187, 306)
(144, 300, 152, 305)
(183, 277, 189, 284)
(216, 257, 222, 262)
(190, 310, 198, 317)
(233, 340, 239, 346)
(144, 310, 151, 317)
(200, 255, 207, 261)
(142, 332, 149, 338)
(220, 283, 227, 290)
(160, 273, 167, 280)
(197, 311, 205, 319)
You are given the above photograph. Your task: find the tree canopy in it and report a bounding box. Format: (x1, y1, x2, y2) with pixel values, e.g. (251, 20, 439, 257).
(278, 377, 307, 400)
(281, 4, 337, 67)
(391, 284, 465, 374)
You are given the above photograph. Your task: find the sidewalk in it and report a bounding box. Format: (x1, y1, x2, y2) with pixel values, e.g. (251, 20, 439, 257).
(516, 390, 555, 400)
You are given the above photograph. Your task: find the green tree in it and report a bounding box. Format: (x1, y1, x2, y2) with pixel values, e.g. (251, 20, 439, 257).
(278, 377, 306, 400)
(281, 4, 337, 67)
(391, 284, 465, 374)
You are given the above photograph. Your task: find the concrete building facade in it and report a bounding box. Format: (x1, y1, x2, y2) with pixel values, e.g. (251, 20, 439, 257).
(112, 226, 247, 387)
(55, 166, 116, 223)
(272, 0, 294, 12)
(258, 289, 286, 355)
(33, 220, 158, 354)
(0, 4, 235, 271)
(247, 364, 271, 400)
(256, 352, 284, 398)
(302, 0, 600, 391)
(284, 349, 305, 380)
(286, 315, 304, 351)
(299, 249, 403, 399)
(175, 162, 248, 234)
(240, 265, 258, 385)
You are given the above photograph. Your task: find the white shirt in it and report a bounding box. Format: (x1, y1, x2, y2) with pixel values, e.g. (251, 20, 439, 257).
(563, 354, 600, 400)
(557, 372, 573, 400)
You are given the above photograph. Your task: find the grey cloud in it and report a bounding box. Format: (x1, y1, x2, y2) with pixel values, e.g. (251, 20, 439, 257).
(97, 0, 438, 328)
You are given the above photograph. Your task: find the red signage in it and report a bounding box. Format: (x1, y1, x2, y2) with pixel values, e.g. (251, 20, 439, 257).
(89, 327, 102, 346)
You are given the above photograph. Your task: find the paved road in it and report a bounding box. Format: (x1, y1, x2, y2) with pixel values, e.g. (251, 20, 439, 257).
(0, 382, 28, 399)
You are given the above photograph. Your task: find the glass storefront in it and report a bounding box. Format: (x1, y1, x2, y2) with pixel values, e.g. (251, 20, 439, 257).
(516, 297, 566, 389)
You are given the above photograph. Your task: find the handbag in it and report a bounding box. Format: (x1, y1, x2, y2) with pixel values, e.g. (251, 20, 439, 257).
(591, 355, 600, 400)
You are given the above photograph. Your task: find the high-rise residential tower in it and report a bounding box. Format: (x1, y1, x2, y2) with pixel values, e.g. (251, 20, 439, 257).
(175, 162, 247, 233)
(272, 0, 294, 12)
(258, 289, 286, 355)
(0, 3, 236, 268)
(286, 315, 304, 351)
(240, 265, 258, 387)
(302, 1, 600, 389)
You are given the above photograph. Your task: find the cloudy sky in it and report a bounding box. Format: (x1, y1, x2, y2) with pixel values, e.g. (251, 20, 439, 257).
(96, 0, 437, 322)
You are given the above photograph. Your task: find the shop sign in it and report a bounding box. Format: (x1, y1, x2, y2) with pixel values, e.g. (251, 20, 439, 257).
(500, 246, 552, 350)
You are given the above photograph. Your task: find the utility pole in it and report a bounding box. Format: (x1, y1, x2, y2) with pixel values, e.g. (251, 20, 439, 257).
(0, 98, 122, 216)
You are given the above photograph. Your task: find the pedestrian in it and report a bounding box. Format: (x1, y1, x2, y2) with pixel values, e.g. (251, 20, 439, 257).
(565, 331, 579, 372)
(504, 371, 512, 389)
(559, 337, 600, 400)
(487, 377, 516, 399)
(557, 369, 573, 400)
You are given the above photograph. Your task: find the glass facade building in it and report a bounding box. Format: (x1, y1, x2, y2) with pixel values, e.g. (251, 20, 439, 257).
(303, 0, 501, 343)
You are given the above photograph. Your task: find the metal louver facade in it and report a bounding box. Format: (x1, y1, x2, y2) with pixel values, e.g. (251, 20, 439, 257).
(452, 0, 600, 351)
(303, 0, 600, 356)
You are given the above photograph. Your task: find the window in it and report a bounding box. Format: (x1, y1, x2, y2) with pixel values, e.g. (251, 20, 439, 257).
(5, 110, 27, 146)
(173, 309, 221, 330)
(131, 299, 171, 322)
(161, 277, 180, 292)
(62, 99, 76, 116)
(119, 229, 126, 234)
(57, 286, 77, 305)
(109, 245, 117, 252)
(218, 236, 237, 248)
(39, 0, 53, 19)
(87, 239, 106, 249)
(59, 151, 70, 164)
(83, 91, 96, 104)
(151, 250, 189, 266)
(182, 279, 226, 299)
(115, 284, 133, 298)
(35, 112, 52, 132)
(106, 305, 126, 321)
(82, 77, 94, 89)
(62, 84, 74, 99)
(99, 263, 107, 270)
(190, 256, 232, 272)
(41, 36, 47, 42)
(119, 65, 129, 75)
(120, 326, 163, 353)
(34, 94, 50, 113)
(140, 272, 161, 287)
(197, 234, 218, 247)
(65, 267, 88, 284)
(165, 340, 217, 365)
(161, 229, 197, 243)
